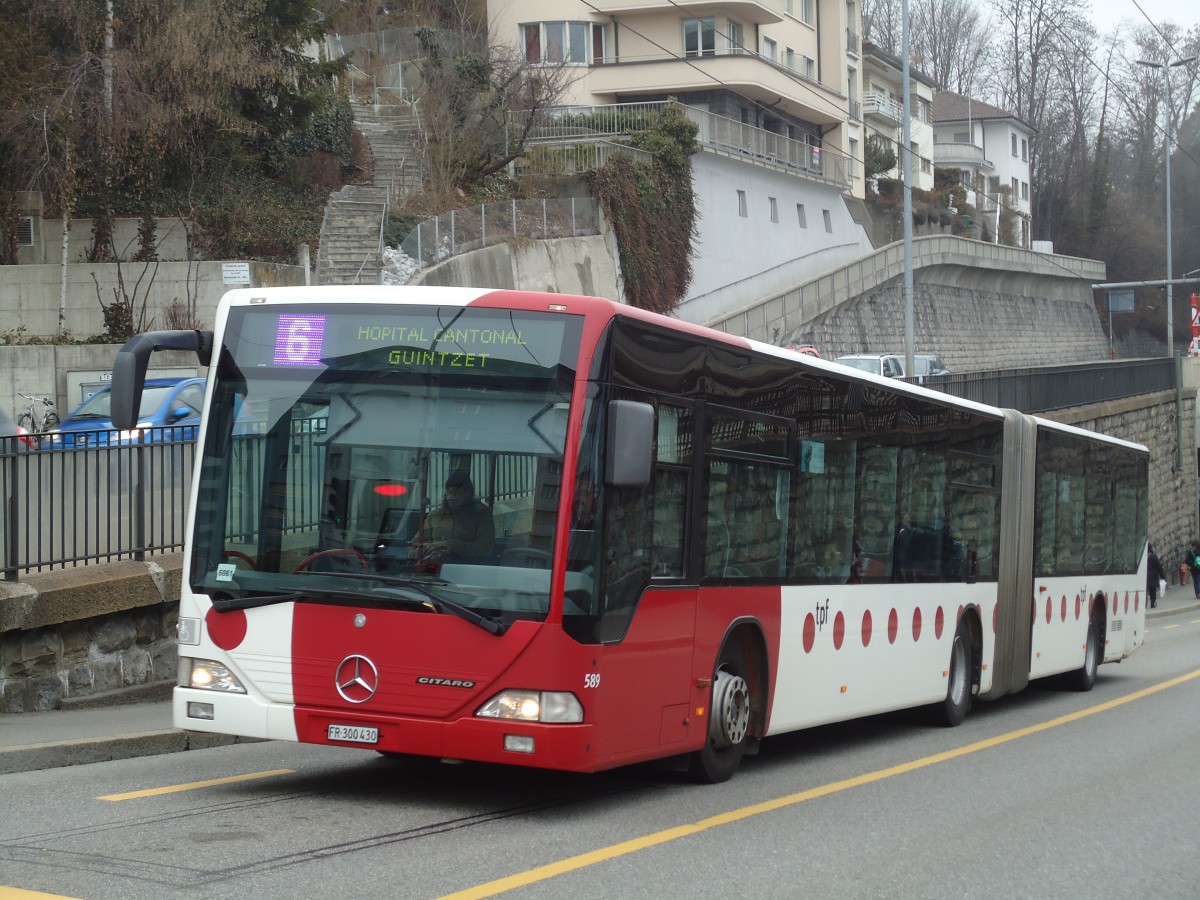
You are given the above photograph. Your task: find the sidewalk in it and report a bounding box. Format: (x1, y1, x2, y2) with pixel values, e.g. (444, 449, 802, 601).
(2, 585, 1199, 776)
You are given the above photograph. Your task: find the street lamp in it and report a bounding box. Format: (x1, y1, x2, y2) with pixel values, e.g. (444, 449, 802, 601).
(1137, 55, 1196, 357)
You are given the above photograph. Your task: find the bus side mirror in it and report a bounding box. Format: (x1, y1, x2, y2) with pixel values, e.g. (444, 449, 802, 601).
(111, 329, 213, 428)
(605, 400, 653, 488)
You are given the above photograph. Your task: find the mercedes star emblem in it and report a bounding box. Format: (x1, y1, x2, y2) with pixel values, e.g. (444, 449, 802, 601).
(334, 654, 379, 703)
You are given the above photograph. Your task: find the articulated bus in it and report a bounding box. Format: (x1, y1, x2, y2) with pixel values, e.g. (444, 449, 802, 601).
(112, 286, 1148, 782)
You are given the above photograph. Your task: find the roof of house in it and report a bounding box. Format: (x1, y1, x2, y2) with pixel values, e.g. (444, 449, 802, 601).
(861, 41, 939, 89)
(933, 91, 1035, 134)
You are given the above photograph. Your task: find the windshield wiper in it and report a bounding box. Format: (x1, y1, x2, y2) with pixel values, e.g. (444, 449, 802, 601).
(209, 585, 428, 613)
(212, 574, 508, 635)
(333, 572, 507, 635)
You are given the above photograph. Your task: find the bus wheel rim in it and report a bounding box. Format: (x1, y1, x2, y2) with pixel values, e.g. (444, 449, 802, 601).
(712, 669, 750, 747)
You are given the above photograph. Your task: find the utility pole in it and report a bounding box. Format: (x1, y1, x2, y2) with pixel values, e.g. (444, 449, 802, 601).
(1137, 54, 1196, 358)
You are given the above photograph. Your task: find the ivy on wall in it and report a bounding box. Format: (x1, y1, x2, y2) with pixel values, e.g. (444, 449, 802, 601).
(586, 102, 699, 315)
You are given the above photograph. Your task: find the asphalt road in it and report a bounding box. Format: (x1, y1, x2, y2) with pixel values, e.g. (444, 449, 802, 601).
(2, 610, 1198, 900)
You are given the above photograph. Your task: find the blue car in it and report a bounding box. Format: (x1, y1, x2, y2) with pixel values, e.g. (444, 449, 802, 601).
(48, 377, 207, 448)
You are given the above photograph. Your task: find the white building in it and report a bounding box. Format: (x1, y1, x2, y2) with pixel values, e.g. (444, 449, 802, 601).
(486, 0, 876, 322)
(932, 92, 1035, 247)
(860, 41, 937, 192)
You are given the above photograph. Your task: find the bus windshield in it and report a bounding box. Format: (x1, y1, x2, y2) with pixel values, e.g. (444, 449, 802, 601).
(190, 303, 585, 626)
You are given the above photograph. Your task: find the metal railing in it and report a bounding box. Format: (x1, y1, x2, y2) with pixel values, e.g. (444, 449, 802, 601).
(906, 358, 1176, 413)
(397, 197, 601, 273)
(510, 101, 853, 188)
(2, 430, 198, 581)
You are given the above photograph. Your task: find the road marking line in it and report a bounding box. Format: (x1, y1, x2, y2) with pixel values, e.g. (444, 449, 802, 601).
(440, 669, 1200, 900)
(97, 769, 295, 801)
(0, 889, 81, 899)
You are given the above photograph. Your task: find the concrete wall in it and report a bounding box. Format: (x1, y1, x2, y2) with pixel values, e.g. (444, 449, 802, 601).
(2, 345, 203, 424)
(0, 260, 307, 340)
(18, 216, 191, 266)
(414, 232, 624, 300)
(680, 154, 874, 325)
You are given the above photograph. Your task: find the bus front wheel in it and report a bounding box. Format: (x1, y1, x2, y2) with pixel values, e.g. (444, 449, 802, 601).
(688, 641, 752, 784)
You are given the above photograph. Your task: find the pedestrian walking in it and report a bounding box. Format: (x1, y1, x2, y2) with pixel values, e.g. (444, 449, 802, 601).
(1187, 539, 1200, 600)
(1147, 543, 1167, 608)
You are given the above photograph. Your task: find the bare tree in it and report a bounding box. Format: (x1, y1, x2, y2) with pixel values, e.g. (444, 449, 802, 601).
(409, 24, 576, 204)
(911, 0, 991, 93)
(862, 0, 903, 54)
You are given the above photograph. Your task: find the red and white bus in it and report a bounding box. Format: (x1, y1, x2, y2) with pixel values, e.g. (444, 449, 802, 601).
(112, 286, 1148, 782)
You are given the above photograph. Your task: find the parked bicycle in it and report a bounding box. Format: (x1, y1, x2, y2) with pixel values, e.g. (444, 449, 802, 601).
(17, 391, 60, 440)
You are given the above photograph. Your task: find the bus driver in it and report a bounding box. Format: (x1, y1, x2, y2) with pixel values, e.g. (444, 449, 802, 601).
(413, 471, 495, 562)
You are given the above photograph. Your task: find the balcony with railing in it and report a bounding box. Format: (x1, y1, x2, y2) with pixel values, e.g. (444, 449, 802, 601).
(511, 101, 854, 188)
(862, 91, 902, 124)
(846, 28, 860, 55)
(582, 0, 785, 25)
(933, 142, 992, 169)
(584, 50, 844, 127)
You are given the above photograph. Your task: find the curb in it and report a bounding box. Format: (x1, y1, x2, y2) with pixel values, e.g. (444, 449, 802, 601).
(1147, 600, 1200, 619)
(0, 730, 261, 776)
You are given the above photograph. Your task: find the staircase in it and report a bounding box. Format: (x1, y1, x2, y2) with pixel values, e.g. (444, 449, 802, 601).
(315, 100, 423, 285)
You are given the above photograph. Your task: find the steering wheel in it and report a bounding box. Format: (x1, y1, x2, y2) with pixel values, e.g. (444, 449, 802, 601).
(293, 548, 369, 573)
(221, 549, 258, 570)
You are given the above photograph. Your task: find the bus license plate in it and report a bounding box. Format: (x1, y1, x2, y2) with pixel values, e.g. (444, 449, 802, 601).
(327, 724, 379, 744)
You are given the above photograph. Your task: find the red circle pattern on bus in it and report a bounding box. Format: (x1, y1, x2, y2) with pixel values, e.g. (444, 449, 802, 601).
(887, 608, 899, 644)
(205, 607, 247, 651)
(803, 613, 816, 654)
(912, 607, 922, 642)
(936, 606, 946, 639)
(833, 611, 845, 650)
(861, 610, 873, 647)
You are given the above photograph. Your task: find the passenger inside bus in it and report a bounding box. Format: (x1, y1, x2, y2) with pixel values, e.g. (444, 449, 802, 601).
(411, 471, 495, 563)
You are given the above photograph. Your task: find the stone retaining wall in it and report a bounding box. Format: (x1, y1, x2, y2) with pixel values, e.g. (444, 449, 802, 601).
(0, 555, 181, 712)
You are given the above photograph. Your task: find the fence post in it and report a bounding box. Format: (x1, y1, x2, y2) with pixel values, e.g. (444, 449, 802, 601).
(133, 444, 146, 562)
(450, 209, 457, 256)
(2, 448, 17, 581)
(481, 203, 487, 248)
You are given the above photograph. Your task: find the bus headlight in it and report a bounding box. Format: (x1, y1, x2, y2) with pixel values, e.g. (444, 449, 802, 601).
(184, 659, 247, 693)
(476, 690, 583, 723)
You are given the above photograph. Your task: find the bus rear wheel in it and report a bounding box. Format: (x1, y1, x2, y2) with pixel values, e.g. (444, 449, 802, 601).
(935, 618, 972, 727)
(688, 642, 752, 784)
(1067, 611, 1101, 692)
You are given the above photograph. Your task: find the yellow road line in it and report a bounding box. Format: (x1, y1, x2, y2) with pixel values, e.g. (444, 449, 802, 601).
(97, 768, 295, 801)
(440, 669, 1200, 900)
(0, 889, 81, 899)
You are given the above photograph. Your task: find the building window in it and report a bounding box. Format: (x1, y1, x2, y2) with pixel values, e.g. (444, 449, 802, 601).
(728, 20, 744, 53)
(1011, 133, 1018, 156)
(849, 137, 859, 178)
(738, 190, 748, 218)
(786, 0, 794, 14)
(522, 22, 589, 64)
(802, 0, 815, 25)
(593, 23, 607, 63)
(769, 197, 779, 222)
(763, 37, 777, 63)
(797, 204, 808, 228)
(1021, 137, 1028, 161)
(917, 97, 931, 123)
(823, 209, 833, 232)
(804, 55, 815, 78)
(953, 131, 970, 143)
(1021, 181, 1029, 200)
(684, 18, 716, 57)
(1011, 177, 1019, 195)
